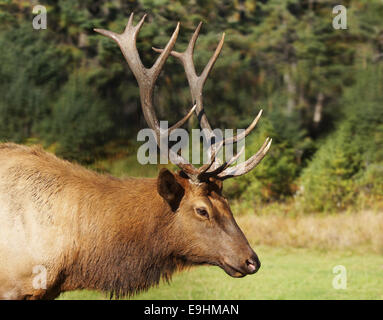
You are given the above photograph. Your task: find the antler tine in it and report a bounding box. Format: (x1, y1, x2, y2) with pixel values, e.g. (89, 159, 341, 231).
(199, 32, 225, 89)
(187, 22, 203, 56)
(150, 22, 180, 80)
(202, 145, 245, 178)
(196, 140, 224, 175)
(221, 109, 263, 146)
(217, 138, 272, 179)
(95, 14, 194, 140)
(169, 104, 197, 131)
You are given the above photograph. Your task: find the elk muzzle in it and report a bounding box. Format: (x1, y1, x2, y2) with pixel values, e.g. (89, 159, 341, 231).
(220, 245, 261, 278)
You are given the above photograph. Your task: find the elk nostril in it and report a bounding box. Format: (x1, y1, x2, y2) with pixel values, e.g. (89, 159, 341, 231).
(246, 258, 257, 273)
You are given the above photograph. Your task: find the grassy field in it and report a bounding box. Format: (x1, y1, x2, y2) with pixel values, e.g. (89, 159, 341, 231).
(58, 246, 383, 300)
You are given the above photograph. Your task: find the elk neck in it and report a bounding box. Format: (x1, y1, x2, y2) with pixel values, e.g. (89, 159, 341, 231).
(61, 176, 184, 298)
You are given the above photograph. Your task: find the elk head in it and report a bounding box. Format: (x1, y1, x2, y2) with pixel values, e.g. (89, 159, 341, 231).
(95, 14, 271, 277)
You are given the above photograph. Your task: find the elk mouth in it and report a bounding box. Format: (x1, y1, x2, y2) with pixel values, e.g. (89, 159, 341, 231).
(219, 262, 247, 278)
(199, 260, 246, 278)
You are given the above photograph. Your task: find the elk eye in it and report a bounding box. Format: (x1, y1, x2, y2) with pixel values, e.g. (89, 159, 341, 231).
(195, 208, 209, 218)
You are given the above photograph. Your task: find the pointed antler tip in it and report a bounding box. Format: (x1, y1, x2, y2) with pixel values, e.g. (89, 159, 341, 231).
(93, 28, 120, 41)
(140, 13, 148, 23)
(94, 28, 106, 34)
(93, 28, 108, 36)
(137, 14, 147, 24)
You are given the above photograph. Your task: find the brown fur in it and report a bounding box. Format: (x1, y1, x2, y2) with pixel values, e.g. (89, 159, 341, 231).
(0, 143, 259, 300)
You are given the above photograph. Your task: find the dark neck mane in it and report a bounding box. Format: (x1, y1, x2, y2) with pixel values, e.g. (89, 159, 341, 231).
(62, 178, 186, 298)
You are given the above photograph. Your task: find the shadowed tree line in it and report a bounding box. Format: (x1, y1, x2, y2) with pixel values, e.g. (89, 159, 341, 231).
(0, 0, 382, 211)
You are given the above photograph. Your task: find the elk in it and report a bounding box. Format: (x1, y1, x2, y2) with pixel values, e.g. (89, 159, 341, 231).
(0, 13, 271, 300)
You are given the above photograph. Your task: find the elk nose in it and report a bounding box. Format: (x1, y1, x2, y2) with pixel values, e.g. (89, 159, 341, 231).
(246, 255, 261, 274)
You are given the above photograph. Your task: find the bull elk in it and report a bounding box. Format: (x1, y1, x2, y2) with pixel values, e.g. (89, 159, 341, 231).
(0, 13, 271, 300)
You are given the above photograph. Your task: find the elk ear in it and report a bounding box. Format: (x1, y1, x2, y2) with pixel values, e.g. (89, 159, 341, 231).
(208, 177, 223, 194)
(157, 168, 185, 211)
(215, 179, 223, 192)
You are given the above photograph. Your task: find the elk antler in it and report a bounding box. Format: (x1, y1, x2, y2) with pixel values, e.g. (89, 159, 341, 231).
(153, 22, 272, 180)
(95, 15, 271, 182)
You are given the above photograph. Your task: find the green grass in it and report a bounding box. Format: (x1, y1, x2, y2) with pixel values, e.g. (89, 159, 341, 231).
(58, 246, 383, 300)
